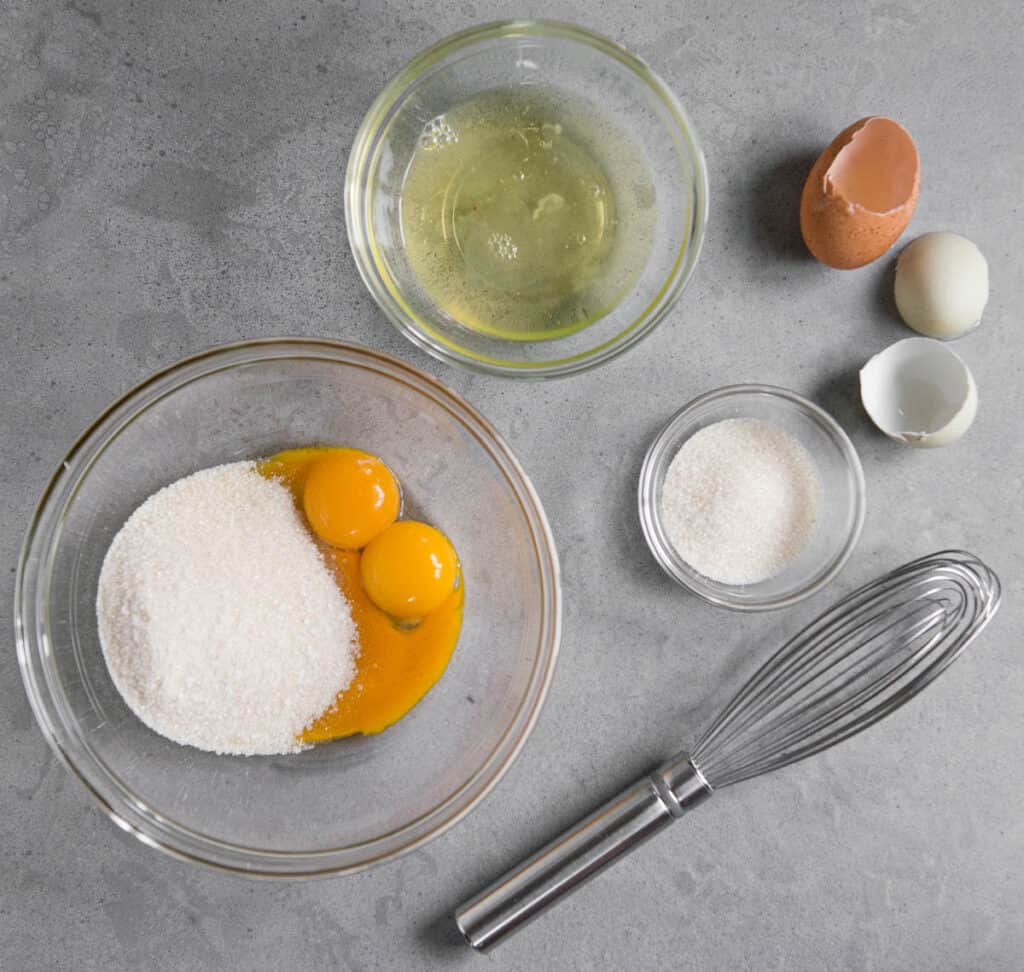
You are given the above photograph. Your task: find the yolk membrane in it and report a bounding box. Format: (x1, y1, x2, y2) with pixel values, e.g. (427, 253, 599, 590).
(302, 448, 400, 549)
(360, 520, 459, 620)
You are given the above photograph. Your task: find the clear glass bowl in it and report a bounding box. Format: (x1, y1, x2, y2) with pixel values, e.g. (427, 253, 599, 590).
(15, 339, 561, 876)
(345, 20, 708, 378)
(638, 385, 865, 611)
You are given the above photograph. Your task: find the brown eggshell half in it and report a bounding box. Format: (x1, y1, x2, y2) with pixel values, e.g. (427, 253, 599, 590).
(800, 116, 920, 269)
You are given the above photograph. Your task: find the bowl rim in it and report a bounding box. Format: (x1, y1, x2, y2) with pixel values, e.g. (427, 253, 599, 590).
(345, 18, 709, 379)
(15, 337, 562, 877)
(638, 383, 866, 611)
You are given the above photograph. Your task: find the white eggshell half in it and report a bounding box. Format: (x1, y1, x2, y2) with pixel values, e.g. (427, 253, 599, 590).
(895, 232, 989, 340)
(860, 337, 977, 448)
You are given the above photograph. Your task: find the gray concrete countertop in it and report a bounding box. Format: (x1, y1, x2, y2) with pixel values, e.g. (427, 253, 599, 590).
(2, 2, 1022, 969)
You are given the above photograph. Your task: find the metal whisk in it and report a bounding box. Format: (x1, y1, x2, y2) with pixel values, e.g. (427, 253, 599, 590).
(456, 551, 1000, 951)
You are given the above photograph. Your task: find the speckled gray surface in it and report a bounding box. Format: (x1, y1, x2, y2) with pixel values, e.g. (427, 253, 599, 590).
(2, 1, 1023, 969)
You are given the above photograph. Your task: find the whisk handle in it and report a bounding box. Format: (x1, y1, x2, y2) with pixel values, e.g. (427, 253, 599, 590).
(455, 754, 711, 951)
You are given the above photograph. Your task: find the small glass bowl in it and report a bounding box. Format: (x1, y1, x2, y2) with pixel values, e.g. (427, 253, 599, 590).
(638, 385, 866, 611)
(345, 20, 708, 378)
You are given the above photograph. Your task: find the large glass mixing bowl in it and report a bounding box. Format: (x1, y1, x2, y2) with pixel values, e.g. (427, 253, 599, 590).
(15, 340, 561, 876)
(346, 20, 708, 378)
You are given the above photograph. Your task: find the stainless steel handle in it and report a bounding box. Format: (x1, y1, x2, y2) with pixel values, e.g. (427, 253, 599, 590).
(455, 754, 712, 951)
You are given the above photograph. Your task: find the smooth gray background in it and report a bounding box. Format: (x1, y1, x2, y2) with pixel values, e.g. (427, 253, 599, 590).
(2, 1, 1022, 969)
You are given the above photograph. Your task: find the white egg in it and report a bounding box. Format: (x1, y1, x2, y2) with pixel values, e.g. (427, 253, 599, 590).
(894, 232, 989, 340)
(860, 337, 977, 448)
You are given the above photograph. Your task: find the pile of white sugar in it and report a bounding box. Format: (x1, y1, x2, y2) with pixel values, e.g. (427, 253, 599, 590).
(660, 419, 820, 585)
(97, 462, 357, 756)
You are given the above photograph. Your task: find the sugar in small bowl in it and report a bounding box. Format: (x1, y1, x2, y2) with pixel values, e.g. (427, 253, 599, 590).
(639, 385, 865, 611)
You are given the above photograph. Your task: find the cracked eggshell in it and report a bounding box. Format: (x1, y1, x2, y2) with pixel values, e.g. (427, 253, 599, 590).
(801, 117, 920, 269)
(860, 337, 977, 448)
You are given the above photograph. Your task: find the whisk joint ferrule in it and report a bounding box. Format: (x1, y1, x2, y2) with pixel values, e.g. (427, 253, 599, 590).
(654, 753, 713, 818)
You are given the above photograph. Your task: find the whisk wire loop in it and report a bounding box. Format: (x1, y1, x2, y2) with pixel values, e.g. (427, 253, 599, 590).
(719, 600, 950, 769)
(691, 552, 1000, 788)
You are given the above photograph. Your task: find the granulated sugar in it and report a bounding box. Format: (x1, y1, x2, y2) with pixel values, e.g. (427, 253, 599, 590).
(661, 419, 820, 585)
(97, 462, 357, 756)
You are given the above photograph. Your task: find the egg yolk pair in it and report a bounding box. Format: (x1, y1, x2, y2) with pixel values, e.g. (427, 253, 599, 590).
(298, 448, 457, 619)
(257, 446, 462, 740)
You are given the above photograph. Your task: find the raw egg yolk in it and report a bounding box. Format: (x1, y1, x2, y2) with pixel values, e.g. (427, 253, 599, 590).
(302, 449, 400, 549)
(301, 550, 463, 741)
(360, 520, 458, 620)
